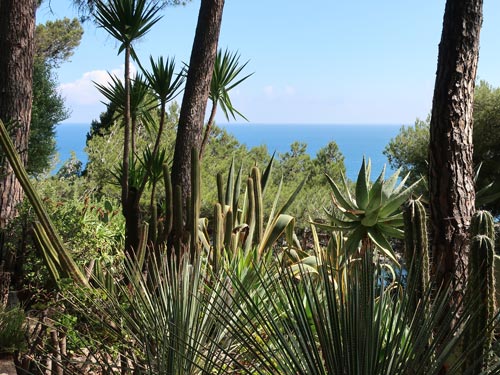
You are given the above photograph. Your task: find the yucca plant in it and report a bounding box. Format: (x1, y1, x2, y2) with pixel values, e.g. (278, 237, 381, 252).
(140, 55, 184, 174)
(94, 0, 163, 257)
(93, 0, 162, 195)
(94, 73, 156, 156)
(199, 49, 253, 158)
(60, 251, 239, 375)
(205, 247, 500, 374)
(316, 157, 420, 265)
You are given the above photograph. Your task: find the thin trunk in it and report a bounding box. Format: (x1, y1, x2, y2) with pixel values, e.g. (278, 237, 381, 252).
(124, 189, 141, 260)
(131, 116, 137, 159)
(151, 103, 166, 164)
(171, 0, 225, 203)
(0, 0, 36, 273)
(122, 45, 131, 209)
(199, 101, 218, 159)
(137, 102, 166, 197)
(122, 47, 130, 213)
(123, 45, 137, 258)
(429, 0, 482, 296)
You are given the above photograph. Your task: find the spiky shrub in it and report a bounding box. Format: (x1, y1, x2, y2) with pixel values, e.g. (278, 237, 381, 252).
(464, 210, 497, 373)
(403, 198, 429, 309)
(63, 252, 237, 375)
(317, 157, 420, 265)
(205, 248, 500, 374)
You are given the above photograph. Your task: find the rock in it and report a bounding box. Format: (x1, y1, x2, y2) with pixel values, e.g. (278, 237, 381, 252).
(0, 355, 17, 375)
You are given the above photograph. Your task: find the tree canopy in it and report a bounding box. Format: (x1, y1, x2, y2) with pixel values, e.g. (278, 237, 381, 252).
(27, 17, 83, 175)
(35, 17, 83, 67)
(29, 59, 69, 175)
(384, 80, 500, 214)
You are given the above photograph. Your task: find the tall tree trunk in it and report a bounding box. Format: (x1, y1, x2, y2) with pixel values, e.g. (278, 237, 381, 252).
(429, 0, 482, 297)
(0, 0, 36, 270)
(123, 45, 140, 259)
(171, 0, 225, 203)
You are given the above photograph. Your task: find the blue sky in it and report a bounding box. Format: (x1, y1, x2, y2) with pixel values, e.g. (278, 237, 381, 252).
(37, 1, 500, 125)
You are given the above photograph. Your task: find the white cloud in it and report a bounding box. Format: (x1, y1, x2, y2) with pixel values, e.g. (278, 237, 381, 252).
(284, 85, 296, 96)
(262, 84, 296, 99)
(263, 85, 274, 98)
(58, 64, 137, 106)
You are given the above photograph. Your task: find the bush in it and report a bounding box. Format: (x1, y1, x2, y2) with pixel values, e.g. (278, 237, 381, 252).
(0, 305, 27, 353)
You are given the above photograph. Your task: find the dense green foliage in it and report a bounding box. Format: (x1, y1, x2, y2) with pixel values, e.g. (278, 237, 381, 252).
(35, 17, 83, 67)
(58, 247, 500, 374)
(384, 81, 500, 213)
(3, 108, 499, 371)
(0, 305, 26, 352)
(27, 17, 83, 175)
(383, 117, 429, 185)
(85, 103, 346, 224)
(29, 58, 68, 175)
(2, 3, 497, 372)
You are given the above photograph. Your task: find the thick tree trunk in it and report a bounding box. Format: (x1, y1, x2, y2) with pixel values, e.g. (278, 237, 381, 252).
(171, 0, 225, 203)
(429, 0, 482, 296)
(0, 0, 36, 267)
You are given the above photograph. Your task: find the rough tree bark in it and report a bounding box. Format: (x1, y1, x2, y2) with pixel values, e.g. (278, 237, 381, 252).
(429, 0, 482, 296)
(0, 0, 37, 269)
(171, 0, 225, 203)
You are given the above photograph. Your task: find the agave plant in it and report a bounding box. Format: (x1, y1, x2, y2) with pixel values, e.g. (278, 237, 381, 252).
(316, 158, 420, 265)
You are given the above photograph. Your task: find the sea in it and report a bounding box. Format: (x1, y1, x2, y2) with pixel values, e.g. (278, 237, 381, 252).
(55, 123, 403, 181)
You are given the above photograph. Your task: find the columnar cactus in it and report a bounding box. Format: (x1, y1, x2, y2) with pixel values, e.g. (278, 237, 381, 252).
(464, 210, 496, 372)
(402, 198, 429, 309)
(213, 203, 224, 272)
(251, 166, 264, 243)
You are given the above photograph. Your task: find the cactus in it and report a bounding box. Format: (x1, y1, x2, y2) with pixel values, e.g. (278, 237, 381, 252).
(403, 198, 429, 309)
(149, 204, 158, 246)
(224, 209, 234, 251)
(471, 210, 495, 239)
(213, 203, 224, 272)
(464, 210, 496, 372)
(210, 154, 302, 263)
(161, 163, 173, 243)
(251, 167, 264, 243)
(217, 172, 225, 207)
(244, 176, 256, 252)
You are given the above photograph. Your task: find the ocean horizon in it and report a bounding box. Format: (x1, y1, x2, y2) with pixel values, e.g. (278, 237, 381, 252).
(55, 123, 403, 181)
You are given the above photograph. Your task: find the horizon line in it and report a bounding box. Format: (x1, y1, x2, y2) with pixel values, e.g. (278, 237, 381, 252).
(57, 121, 406, 127)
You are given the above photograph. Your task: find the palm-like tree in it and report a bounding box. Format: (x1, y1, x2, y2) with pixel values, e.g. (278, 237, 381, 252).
(199, 49, 252, 158)
(94, 0, 161, 256)
(95, 73, 155, 156)
(140, 56, 184, 177)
